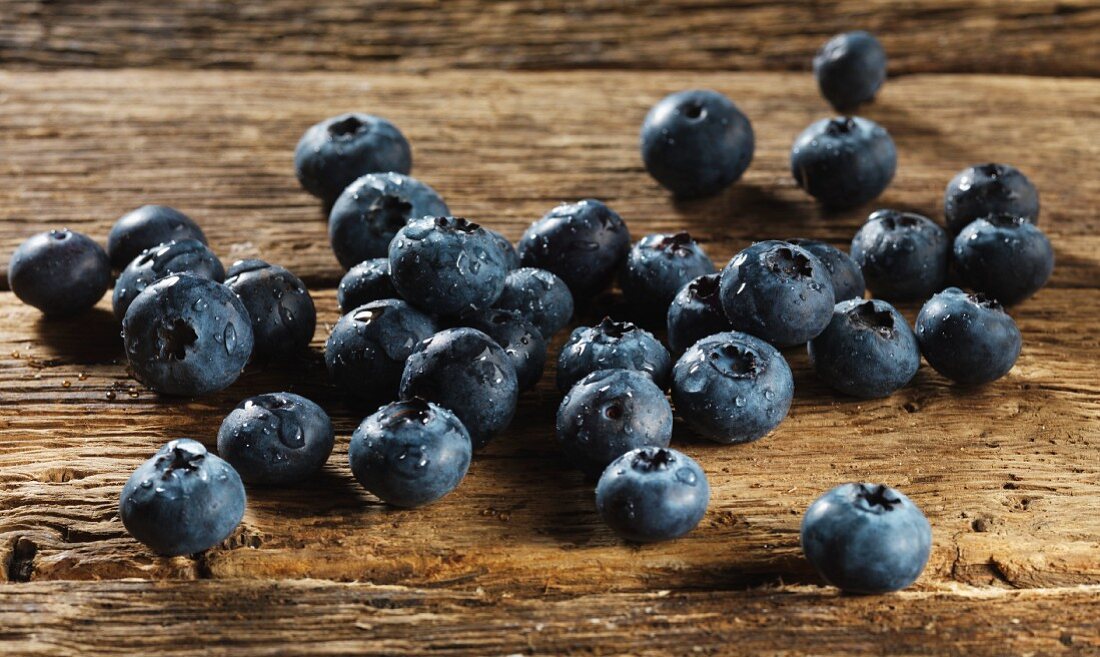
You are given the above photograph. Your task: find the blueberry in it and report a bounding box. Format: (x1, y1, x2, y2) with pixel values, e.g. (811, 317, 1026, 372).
(671, 331, 793, 444)
(324, 299, 436, 406)
(944, 163, 1039, 234)
(8, 229, 110, 318)
(808, 299, 920, 398)
(456, 308, 547, 391)
(113, 239, 225, 321)
(328, 172, 449, 270)
(337, 258, 397, 313)
(485, 227, 521, 271)
(557, 317, 672, 393)
(294, 113, 412, 206)
(399, 327, 519, 449)
(791, 117, 896, 209)
(517, 199, 631, 300)
(224, 260, 316, 358)
(916, 287, 1021, 385)
(492, 267, 574, 338)
(813, 31, 887, 111)
(119, 438, 246, 556)
(122, 275, 254, 396)
(620, 232, 716, 326)
(349, 398, 472, 508)
(785, 238, 866, 302)
(217, 393, 334, 485)
(389, 216, 509, 317)
(718, 240, 835, 347)
(801, 483, 931, 594)
(107, 205, 207, 271)
(849, 210, 949, 301)
(640, 89, 755, 198)
(595, 447, 709, 543)
(666, 273, 733, 355)
(953, 214, 1053, 306)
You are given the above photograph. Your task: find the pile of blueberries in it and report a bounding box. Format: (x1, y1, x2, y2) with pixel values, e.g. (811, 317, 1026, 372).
(6, 31, 1054, 595)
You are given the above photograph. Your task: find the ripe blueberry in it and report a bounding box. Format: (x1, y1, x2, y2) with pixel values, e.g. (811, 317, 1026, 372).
(785, 238, 865, 302)
(107, 205, 206, 271)
(113, 239, 225, 321)
(953, 214, 1053, 306)
(944, 163, 1039, 234)
(813, 31, 887, 111)
(217, 393, 334, 485)
(294, 113, 412, 206)
(557, 317, 672, 393)
(8, 229, 110, 318)
(492, 267, 575, 338)
(596, 447, 710, 543)
(337, 258, 397, 313)
(849, 210, 949, 301)
(916, 287, 1021, 385)
(619, 232, 716, 326)
(791, 117, 896, 209)
(457, 308, 547, 391)
(224, 259, 316, 358)
(666, 273, 732, 355)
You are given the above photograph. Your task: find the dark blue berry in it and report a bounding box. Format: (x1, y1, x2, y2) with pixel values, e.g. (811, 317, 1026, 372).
(107, 205, 206, 271)
(217, 393, 334, 485)
(944, 163, 1039, 234)
(122, 274, 253, 396)
(492, 267, 574, 338)
(671, 331, 793, 444)
(349, 398, 472, 508)
(8, 229, 110, 318)
(808, 298, 920, 398)
(328, 172, 449, 270)
(557, 318, 672, 393)
(389, 216, 509, 317)
(595, 447, 709, 543)
(324, 299, 436, 406)
(485, 227, 520, 271)
(337, 258, 397, 313)
(666, 273, 732, 355)
(813, 31, 887, 111)
(916, 287, 1021, 385)
(294, 113, 412, 206)
(120, 439, 245, 556)
(785, 238, 865, 302)
(791, 117, 896, 209)
(718, 240, 835, 347)
(399, 327, 519, 449)
(556, 369, 673, 476)
(113, 239, 225, 321)
(801, 483, 931, 594)
(953, 214, 1053, 306)
(224, 260, 316, 358)
(456, 308, 547, 391)
(620, 232, 716, 326)
(640, 89, 755, 198)
(849, 210, 949, 301)
(517, 199, 631, 300)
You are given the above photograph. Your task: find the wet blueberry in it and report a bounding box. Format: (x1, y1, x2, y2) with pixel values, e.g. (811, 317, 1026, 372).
(666, 273, 733, 355)
(785, 238, 866, 302)
(337, 258, 397, 313)
(953, 214, 1053, 306)
(813, 31, 887, 111)
(801, 483, 931, 594)
(8, 229, 110, 318)
(492, 267, 574, 338)
(791, 116, 896, 209)
(916, 287, 1021, 385)
(328, 172, 449, 270)
(849, 210, 949, 301)
(595, 447, 710, 543)
(944, 163, 1039, 234)
(294, 113, 412, 206)
(485, 227, 521, 271)
(324, 299, 436, 407)
(113, 239, 225, 321)
(389, 216, 509, 317)
(120, 438, 246, 556)
(217, 393, 334, 485)
(399, 327, 519, 449)
(224, 259, 316, 359)
(556, 369, 673, 476)
(517, 199, 631, 300)
(456, 308, 547, 391)
(557, 317, 672, 393)
(620, 232, 716, 326)
(349, 398, 472, 508)
(808, 298, 920, 398)
(671, 331, 794, 444)
(718, 240, 835, 347)
(640, 89, 755, 198)
(107, 205, 207, 271)
(122, 274, 254, 396)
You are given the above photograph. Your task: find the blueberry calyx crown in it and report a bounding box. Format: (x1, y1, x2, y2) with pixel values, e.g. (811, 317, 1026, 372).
(654, 231, 698, 256)
(966, 290, 1004, 312)
(369, 194, 414, 232)
(765, 245, 814, 279)
(630, 447, 676, 472)
(596, 317, 637, 339)
(870, 209, 922, 231)
(328, 115, 367, 138)
(849, 301, 896, 338)
(824, 117, 858, 136)
(975, 163, 1005, 179)
(709, 342, 762, 379)
(603, 402, 624, 420)
(383, 398, 434, 426)
(158, 318, 198, 361)
(49, 229, 69, 241)
(981, 212, 1028, 229)
(680, 100, 706, 121)
(434, 216, 481, 233)
(856, 483, 902, 512)
(157, 440, 206, 474)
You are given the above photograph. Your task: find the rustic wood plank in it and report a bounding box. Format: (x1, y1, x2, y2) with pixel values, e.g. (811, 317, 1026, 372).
(0, 580, 1097, 656)
(0, 70, 1098, 291)
(1, 1, 1098, 76)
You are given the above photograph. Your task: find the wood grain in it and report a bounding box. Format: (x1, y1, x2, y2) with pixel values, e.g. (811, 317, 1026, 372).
(1, 1, 1099, 76)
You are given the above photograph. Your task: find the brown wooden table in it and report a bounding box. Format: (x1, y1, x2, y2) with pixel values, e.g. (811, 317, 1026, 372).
(1, 2, 1098, 655)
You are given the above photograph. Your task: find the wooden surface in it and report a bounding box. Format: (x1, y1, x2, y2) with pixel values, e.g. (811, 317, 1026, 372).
(1, 2, 1099, 656)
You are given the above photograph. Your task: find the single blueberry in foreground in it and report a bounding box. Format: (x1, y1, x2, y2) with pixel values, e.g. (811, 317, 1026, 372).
(8, 229, 110, 318)
(294, 113, 412, 206)
(107, 205, 207, 271)
(801, 483, 931, 594)
(457, 308, 547, 391)
(113, 239, 225, 321)
(916, 287, 1021, 385)
(813, 31, 887, 111)
(349, 399, 473, 508)
(225, 260, 316, 358)
(596, 447, 710, 543)
(944, 163, 1039, 234)
(619, 232, 716, 326)
(337, 258, 397, 313)
(666, 273, 733, 355)
(120, 438, 246, 556)
(217, 393, 334, 485)
(557, 317, 672, 393)
(791, 116, 896, 209)
(785, 238, 865, 302)
(849, 210, 948, 302)
(953, 214, 1053, 306)
(492, 267, 574, 338)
